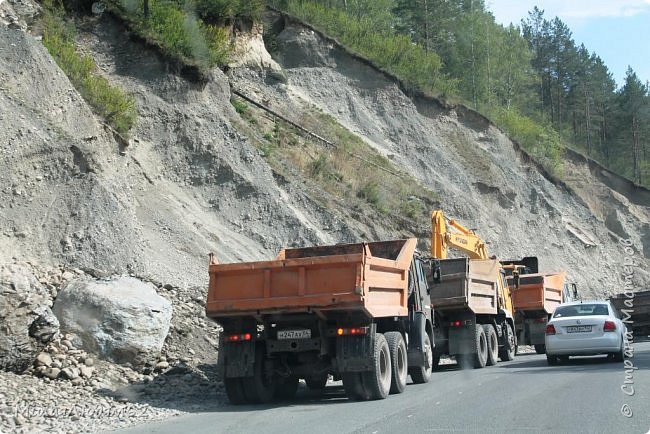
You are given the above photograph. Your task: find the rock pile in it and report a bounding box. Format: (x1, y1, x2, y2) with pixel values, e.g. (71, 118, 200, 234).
(0, 264, 60, 373)
(0, 260, 226, 432)
(53, 277, 173, 365)
(0, 368, 179, 433)
(26, 334, 96, 386)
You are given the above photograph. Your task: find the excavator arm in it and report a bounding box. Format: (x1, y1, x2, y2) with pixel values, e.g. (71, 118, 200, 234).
(431, 210, 489, 259)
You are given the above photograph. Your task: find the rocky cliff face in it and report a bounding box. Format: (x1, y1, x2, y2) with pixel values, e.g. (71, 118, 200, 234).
(3, 12, 647, 298)
(232, 16, 650, 296)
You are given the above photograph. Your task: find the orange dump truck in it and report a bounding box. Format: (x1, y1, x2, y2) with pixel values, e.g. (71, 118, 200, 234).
(206, 239, 434, 404)
(503, 257, 577, 354)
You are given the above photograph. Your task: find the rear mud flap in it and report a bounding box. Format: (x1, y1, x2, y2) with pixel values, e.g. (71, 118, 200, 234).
(407, 312, 427, 366)
(336, 325, 375, 372)
(223, 340, 255, 378)
(449, 326, 475, 355)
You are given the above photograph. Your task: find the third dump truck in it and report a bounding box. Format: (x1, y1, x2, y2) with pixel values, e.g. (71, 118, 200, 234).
(503, 258, 577, 354)
(206, 239, 434, 404)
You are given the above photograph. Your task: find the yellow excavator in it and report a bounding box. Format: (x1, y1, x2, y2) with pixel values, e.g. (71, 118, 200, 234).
(431, 210, 489, 260)
(424, 210, 518, 368)
(431, 210, 514, 315)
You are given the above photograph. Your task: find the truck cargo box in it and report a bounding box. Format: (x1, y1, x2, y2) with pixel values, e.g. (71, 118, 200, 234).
(508, 272, 566, 314)
(428, 258, 501, 315)
(206, 239, 417, 320)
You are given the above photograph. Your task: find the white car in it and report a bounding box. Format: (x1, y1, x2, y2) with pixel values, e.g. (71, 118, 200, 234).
(545, 300, 626, 365)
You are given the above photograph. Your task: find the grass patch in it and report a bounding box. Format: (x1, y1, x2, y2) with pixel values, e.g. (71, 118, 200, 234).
(231, 98, 249, 115)
(106, 0, 233, 72)
(400, 198, 424, 219)
(486, 106, 565, 177)
(42, 0, 137, 135)
(240, 105, 439, 224)
(272, 0, 457, 98)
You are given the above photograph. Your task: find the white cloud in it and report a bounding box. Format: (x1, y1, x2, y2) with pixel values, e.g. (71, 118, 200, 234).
(487, 0, 650, 26)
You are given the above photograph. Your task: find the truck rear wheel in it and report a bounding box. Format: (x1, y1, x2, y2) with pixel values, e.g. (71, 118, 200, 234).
(243, 345, 276, 403)
(483, 324, 499, 366)
(534, 344, 546, 354)
(361, 332, 392, 400)
(274, 376, 299, 401)
(385, 331, 407, 394)
(305, 374, 328, 390)
(342, 373, 366, 400)
(409, 333, 433, 383)
(499, 323, 516, 361)
(224, 377, 248, 405)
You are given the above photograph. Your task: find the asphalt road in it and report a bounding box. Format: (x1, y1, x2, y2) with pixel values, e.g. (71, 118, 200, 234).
(118, 342, 650, 434)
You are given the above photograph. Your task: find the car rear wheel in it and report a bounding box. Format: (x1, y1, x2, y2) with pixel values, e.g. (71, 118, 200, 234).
(611, 336, 625, 362)
(546, 354, 558, 366)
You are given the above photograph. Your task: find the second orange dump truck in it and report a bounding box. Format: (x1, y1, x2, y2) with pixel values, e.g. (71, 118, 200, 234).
(206, 239, 434, 404)
(503, 257, 577, 354)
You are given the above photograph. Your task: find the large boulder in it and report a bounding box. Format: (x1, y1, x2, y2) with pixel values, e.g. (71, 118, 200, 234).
(0, 264, 59, 372)
(53, 277, 172, 365)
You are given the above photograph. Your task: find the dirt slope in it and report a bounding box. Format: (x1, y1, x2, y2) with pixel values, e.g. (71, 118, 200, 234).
(1, 7, 649, 432)
(2, 11, 649, 296)
(231, 15, 650, 296)
(0, 18, 408, 290)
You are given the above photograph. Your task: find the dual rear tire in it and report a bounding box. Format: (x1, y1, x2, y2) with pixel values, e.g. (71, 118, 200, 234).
(458, 323, 511, 369)
(224, 344, 298, 405)
(343, 332, 392, 400)
(458, 324, 488, 369)
(483, 325, 499, 366)
(344, 331, 423, 400)
(385, 331, 408, 394)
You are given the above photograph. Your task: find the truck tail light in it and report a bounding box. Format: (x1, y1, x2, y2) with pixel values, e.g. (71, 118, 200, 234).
(450, 320, 472, 327)
(545, 324, 556, 335)
(225, 333, 252, 342)
(337, 327, 369, 336)
(603, 321, 616, 332)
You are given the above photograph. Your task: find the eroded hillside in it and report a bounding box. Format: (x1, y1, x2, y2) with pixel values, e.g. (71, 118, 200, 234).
(1, 4, 650, 432)
(2, 9, 649, 297)
(232, 14, 650, 296)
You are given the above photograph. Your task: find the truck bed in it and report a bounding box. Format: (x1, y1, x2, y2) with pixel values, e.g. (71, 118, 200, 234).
(428, 258, 501, 315)
(508, 272, 566, 314)
(205, 239, 417, 320)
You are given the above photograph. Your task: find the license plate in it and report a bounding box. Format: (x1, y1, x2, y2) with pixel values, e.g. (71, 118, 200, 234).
(567, 325, 592, 333)
(277, 329, 311, 340)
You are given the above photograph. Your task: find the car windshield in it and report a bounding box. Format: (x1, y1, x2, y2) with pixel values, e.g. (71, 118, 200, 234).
(553, 304, 609, 318)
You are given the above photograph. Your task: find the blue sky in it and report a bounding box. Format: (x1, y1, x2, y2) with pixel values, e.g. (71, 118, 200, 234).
(486, 0, 650, 89)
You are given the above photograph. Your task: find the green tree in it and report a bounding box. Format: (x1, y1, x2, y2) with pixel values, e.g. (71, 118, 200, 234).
(616, 68, 649, 183)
